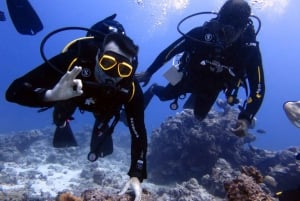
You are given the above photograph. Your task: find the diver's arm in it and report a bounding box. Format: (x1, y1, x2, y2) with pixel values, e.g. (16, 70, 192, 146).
(125, 82, 147, 182)
(238, 45, 265, 123)
(44, 66, 83, 101)
(145, 26, 203, 76)
(5, 53, 73, 107)
(146, 36, 186, 76)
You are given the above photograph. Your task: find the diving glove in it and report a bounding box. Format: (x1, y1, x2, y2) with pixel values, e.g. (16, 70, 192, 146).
(135, 71, 151, 87)
(231, 119, 249, 137)
(44, 66, 83, 101)
(118, 177, 142, 201)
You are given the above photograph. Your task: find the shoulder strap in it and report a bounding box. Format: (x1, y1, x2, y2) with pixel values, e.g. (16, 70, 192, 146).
(61, 36, 95, 53)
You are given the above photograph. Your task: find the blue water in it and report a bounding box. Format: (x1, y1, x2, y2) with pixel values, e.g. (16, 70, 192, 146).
(1, 0, 300, 151)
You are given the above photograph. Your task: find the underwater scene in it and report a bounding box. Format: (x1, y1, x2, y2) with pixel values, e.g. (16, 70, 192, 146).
(1, 0, 300, 200)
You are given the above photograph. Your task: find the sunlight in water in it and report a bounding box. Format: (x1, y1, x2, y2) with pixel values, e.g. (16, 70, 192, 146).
(134, 0, 189, 31)
(151, 0, 189, 25)
(169, 0, 189, 10)
(249, 0, 289, 15)
(135, 0, 189, 10)
(134, 0, 289, 32)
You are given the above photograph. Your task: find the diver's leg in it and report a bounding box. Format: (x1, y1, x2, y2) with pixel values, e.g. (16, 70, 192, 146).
(53, 100, 77, 127)
(88, 115, 113, 161)
(144, 82, 185, 111)
(152, 83, 182, 101)
(193, 90, 220, 120)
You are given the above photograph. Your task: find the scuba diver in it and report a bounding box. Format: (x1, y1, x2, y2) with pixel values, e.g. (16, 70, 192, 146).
(5, 14, 146, 200)
(137, 0, 265, 137)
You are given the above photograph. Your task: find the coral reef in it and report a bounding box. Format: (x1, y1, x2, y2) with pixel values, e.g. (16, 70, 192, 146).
(57, 192, 83, 201)
(147, 108, 300, 198)
(1, 107, 300, 200)
(223, 166, 276, 201)
(56, 189, 157, 201)
(82, 189, 156, 201)
(155, 178, 221, 201)
(147, 109, 256, 184)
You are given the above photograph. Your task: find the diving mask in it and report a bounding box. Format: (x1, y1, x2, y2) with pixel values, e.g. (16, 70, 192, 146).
(218, 23, 244, 47)
(97, 51, 133, 78)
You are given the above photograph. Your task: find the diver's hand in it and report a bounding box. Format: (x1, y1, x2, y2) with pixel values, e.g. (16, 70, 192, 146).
(283, 101, 300, 128)
(135, 71, 151, 87)
(231, 119, 249, 137)
(44, 66, 83, 101)
(118, 177, 142, 201)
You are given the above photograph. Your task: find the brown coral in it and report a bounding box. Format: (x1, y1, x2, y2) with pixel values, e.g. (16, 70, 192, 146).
(57, 192, 83, 201)
(224, 166, 276, 201)
(55, 188, 156, 201)
(240, 165, 264, 184)
(80, 188, 157, 201)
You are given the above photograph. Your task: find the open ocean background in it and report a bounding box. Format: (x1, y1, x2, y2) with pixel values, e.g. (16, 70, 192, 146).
(1, 0, 300, 151)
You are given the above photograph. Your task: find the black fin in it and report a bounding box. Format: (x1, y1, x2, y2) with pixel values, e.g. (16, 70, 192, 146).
(6, 0, 43, 35)
(53, 122, 78, 148)
(0, 10, 6, 21)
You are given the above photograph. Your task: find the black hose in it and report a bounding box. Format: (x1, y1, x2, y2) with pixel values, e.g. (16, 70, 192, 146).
(176, 11, 262, 43)
(39, 26, 104, 74)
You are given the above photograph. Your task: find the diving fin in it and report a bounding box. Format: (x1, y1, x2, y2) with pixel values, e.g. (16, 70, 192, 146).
(53, 122, 78, 148)
(0, 10, 6, 21)
(6, 0, 43, 35)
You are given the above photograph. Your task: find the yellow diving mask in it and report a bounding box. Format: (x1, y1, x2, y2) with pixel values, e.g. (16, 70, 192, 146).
(98, 51, 133, 78)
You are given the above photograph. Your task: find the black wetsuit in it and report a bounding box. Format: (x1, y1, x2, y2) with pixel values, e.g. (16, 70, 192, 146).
(145, 20, 265, 123)
(5, 37, 147, 182)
